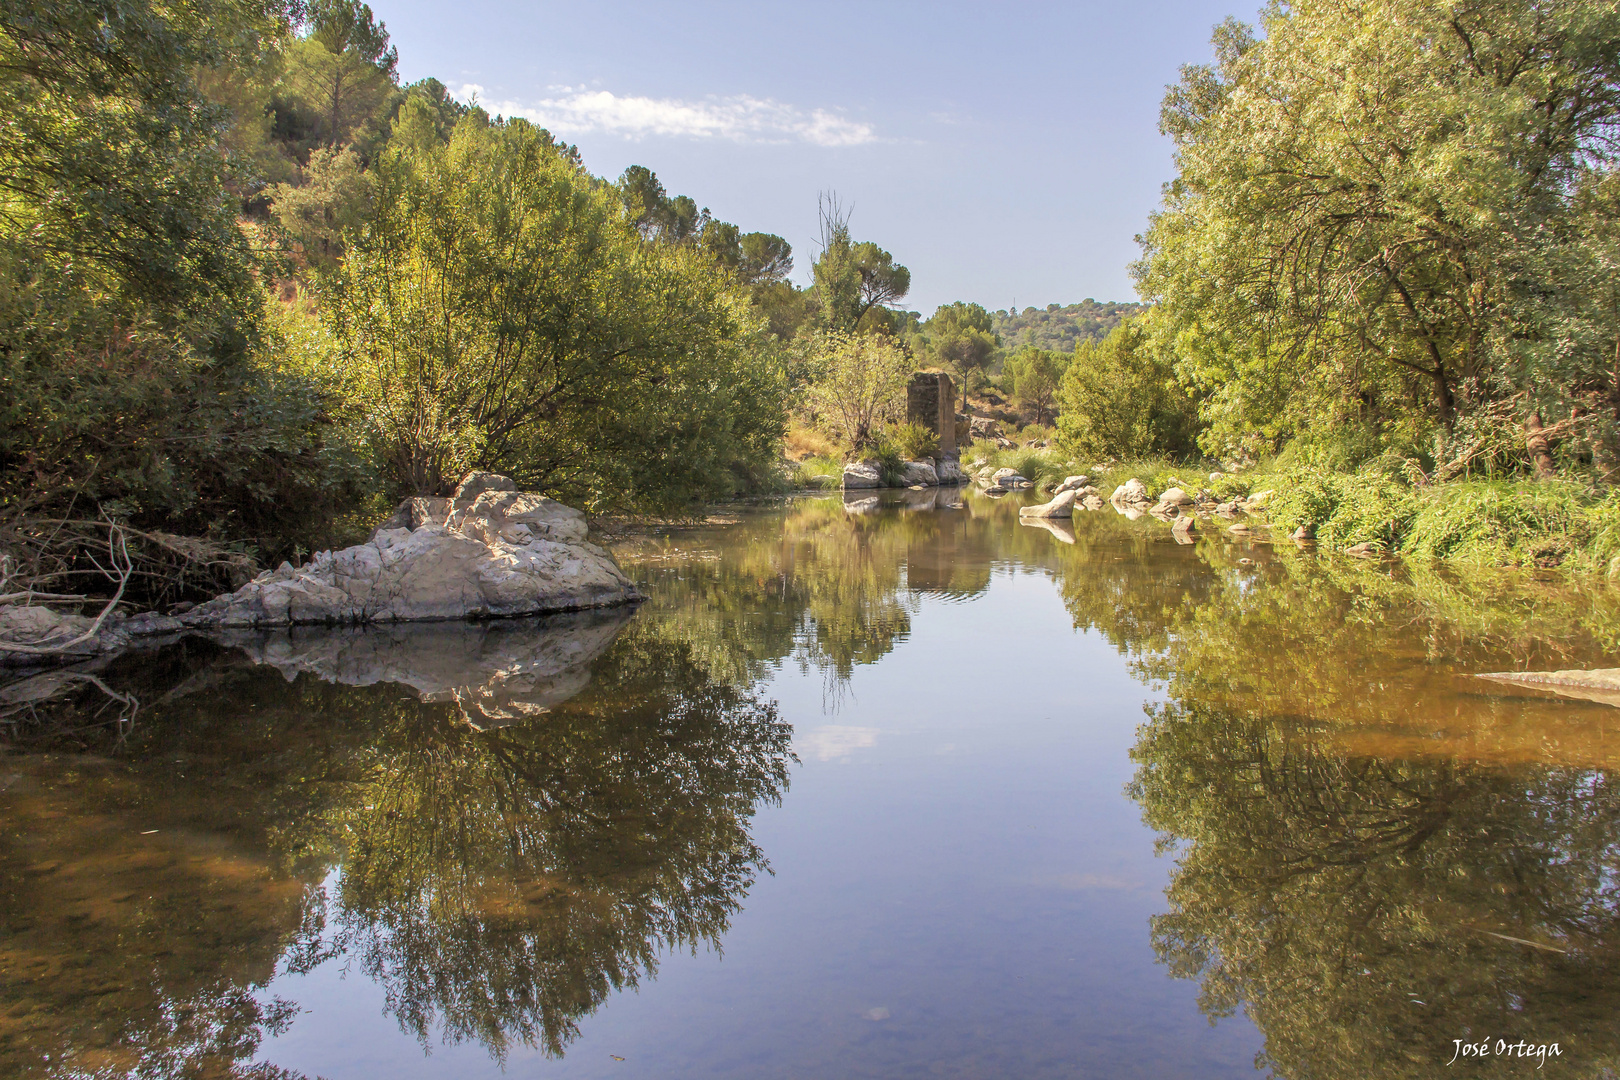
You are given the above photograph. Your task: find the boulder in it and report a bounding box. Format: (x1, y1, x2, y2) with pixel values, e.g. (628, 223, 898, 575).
(1053, 474, 1091, 494)
(1171, 516, 1197, 543)
(1247, 488, 1277, 509)
(842, 460, 884, 489)
(1292, 524, 1316, 542)
(181, 476, 641, 628)
(1345, 542, 1378, 557)
(1111, 478, 1151, 504)
(1018, 489, 1080, 518)
(0, 606, 118, 664)
(1155, 487, 1194, 513)
(900, 459, 939, 486)
(991, 467, 1023, 485)
(935, 458, 966, 485)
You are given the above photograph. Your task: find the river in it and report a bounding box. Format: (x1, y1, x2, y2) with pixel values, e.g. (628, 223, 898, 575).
(3, 488, 1617, 1078)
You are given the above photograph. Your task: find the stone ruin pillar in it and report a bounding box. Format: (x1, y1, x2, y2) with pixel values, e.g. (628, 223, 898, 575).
(906, 371, 957, 461)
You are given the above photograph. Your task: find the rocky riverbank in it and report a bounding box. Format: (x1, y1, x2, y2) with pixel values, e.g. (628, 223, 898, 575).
(0, 474, 642, 667)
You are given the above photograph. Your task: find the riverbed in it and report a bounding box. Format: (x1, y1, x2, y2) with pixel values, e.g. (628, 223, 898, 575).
(3, 488, 1617, 1079)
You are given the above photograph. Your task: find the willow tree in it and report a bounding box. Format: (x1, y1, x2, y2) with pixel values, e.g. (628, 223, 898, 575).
(326, 115, 786, 510)
(1137, 2, 1620, 465)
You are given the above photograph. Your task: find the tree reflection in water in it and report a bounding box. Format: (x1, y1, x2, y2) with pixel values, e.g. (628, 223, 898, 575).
(11, 492, 1620, 1077)
(326, 631, 792, 1060)
(1129, 701, 1620, 1079)
(1083, 534, 1620, 1079)
(0, 615, 791, 1076)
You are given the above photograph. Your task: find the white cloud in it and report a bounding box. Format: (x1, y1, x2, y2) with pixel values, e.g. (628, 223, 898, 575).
(458, 83, 876, 147)
(796, 725, 879, 762)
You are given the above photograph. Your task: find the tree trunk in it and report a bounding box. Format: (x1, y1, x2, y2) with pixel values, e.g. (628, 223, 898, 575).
(1525, 411, 1556, 480)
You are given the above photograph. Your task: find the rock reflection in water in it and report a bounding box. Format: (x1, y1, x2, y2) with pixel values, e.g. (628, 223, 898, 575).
(218, 609, 632, 727)
(0, 615, 791, 1076)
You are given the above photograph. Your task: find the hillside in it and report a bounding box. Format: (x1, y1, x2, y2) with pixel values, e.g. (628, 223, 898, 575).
(992, 299, 1146, 353)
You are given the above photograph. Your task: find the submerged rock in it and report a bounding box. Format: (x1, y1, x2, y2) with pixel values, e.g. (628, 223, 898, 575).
(183, 476, 640, 628)
(1477, 668, 1620, 708)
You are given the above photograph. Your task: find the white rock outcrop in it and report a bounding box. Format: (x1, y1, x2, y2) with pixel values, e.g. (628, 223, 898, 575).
(182, 474, 640, 628)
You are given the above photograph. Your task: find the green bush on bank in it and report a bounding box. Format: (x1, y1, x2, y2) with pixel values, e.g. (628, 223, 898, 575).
(1175, 459, 1620, 576)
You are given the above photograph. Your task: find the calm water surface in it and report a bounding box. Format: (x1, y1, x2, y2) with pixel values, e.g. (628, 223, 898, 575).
(5, 489, 1620, 1079)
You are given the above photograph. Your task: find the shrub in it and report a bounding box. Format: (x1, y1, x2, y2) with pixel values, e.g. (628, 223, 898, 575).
(1266, 468, 1418, 548)
(1404, 482, 1593, 566)
(886, 422, 939, 461)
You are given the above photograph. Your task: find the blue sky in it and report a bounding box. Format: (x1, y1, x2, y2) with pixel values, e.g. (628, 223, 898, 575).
(378, 0, 1252, 315)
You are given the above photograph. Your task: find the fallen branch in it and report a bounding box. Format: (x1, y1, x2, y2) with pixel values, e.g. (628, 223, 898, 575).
(0, 522, 132, 656)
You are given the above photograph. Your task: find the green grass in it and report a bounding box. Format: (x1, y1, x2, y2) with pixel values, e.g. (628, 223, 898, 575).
(791, 456, 844, 490)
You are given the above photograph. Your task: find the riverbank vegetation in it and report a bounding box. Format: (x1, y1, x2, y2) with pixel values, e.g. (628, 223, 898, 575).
(11, 0, 1620, 605)
(946, 0, 1620, 577)
(0, 0, 923, 602)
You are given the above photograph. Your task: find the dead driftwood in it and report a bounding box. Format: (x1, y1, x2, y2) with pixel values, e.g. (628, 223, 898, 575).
(0, 511, 257, 660)
(0, 522, 132, 657)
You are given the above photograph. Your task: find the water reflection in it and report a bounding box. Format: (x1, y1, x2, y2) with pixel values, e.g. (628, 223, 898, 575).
(6, 490, 1620, 1078)
(1129, 700, 1620, 1079)
(0, 616, 790, 1077)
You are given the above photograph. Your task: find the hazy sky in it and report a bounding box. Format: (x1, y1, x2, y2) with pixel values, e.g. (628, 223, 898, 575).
(377, 0, 1253, 315)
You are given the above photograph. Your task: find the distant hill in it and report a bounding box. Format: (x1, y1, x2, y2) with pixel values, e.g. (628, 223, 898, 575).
(992, 299, 1147, 353)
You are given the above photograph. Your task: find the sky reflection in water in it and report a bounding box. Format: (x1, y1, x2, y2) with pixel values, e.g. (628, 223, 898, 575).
(4, 490, 1620, 1078)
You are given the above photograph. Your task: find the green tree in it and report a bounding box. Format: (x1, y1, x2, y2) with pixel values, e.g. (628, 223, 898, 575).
(284, 0, 397, 153)
(802, 333, 911, 452)
(327, 116, 785, 509)
(1137, 2, 1620, 464)
(1005, 345, 1068, 426)
(809, 195, 909, 334)
(1055, 317, 1200, 460)
(916, 301, 999, 379)
(0, 0, 369, 589)
(269, 145, 371, 271)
